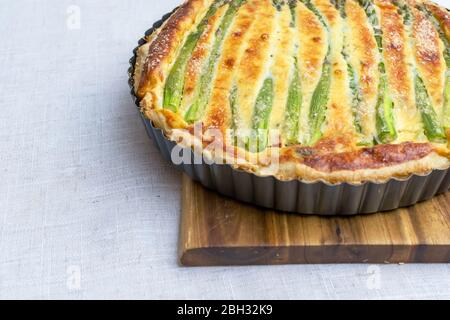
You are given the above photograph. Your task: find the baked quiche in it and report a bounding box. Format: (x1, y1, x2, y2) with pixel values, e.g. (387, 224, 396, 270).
(134, 0, 450, 184)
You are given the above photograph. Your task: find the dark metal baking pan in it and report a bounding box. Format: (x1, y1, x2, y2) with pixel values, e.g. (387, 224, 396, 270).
(128, 8, 450, 215)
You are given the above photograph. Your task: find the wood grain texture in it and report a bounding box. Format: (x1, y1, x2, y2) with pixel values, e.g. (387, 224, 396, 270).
(179, 174, 450, 266)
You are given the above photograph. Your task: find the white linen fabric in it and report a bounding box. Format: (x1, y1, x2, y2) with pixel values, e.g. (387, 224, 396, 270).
(0, 0, 449, 299)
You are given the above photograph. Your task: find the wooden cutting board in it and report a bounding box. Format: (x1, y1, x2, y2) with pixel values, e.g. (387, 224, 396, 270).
(179, 174, 450, 266)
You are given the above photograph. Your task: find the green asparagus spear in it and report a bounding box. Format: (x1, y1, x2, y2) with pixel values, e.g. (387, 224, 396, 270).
(248, 78, 275, 152)
(163, 0, 225, 112)
(397, 1, 446, 142)
(376, 75, 396, 143)
(358, 0, 382, 47)
(415, 75, 447, 141)
(283, 58, 302, 144)
(288, 0, 297, 27)
(419, 6, 450, 68)
(272, 0, 283, 11)
(346, 61, 363, 133)
(229, 84, 240, 145)
(309, 62, 332, 145)
(185, 0, 245, 123)
(336, 0, 367, 137)
(300, 0, 331, 145)
(358, 0, 397, 143)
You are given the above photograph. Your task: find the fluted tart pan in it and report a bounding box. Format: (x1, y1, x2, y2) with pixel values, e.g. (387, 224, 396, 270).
(128, 3, 450, 215)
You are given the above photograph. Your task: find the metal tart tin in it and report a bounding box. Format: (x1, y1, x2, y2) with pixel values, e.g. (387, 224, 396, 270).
(128, 9, 450, 215)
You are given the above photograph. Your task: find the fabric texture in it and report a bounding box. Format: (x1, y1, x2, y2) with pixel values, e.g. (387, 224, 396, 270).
(0, 0, 449, 299)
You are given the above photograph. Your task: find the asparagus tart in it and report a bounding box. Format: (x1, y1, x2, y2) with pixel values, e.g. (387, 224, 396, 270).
(134, 0, 450, 184)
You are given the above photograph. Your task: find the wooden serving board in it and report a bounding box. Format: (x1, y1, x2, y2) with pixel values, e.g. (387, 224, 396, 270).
(179, 174, 450, 266)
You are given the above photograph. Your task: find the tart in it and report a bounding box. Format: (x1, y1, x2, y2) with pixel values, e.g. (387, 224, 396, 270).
(133, 0, 450, 184)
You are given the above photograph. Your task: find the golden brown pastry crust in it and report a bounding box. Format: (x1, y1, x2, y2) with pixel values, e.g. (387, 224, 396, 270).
(134, 0, 450, 184)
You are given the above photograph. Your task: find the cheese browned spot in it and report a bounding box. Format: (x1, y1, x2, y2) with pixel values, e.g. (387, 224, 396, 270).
(302, 142, 433, 172)
(269, 5, 296, 132)
(316, 0, 357, 148)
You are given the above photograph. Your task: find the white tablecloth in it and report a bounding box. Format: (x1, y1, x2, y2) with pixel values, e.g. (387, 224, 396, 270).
(0, 0, 449, 299)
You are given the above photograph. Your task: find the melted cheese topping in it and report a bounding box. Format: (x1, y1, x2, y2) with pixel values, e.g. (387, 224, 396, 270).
(233, 3, 277, 130)
(317, 0, 357, 150)
(296, 1, 328, 143)
(135, 0, 450, 181)
(345, 0, 379, 139)
(269, 6, 296, 132)
(203, 0, 257, 130)
(377, 0, 424, 142)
